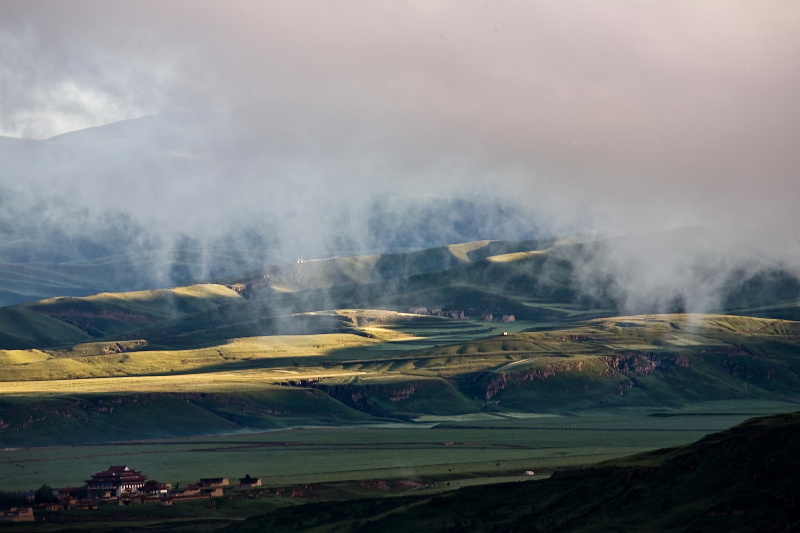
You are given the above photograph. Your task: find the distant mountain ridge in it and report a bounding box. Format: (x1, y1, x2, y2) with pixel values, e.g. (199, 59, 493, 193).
(0, 112, 548, 308)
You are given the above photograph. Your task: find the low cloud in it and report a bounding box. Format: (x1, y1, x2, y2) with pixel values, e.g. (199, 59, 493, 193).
(1, 1, 799, 309)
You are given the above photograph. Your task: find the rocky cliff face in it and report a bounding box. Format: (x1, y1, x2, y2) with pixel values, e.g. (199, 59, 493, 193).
(313, 381, 419, 415)
(473, 352, 697, 401)
(482, 361, 583, 399)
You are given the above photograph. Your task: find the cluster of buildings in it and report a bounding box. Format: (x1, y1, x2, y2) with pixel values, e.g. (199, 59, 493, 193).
(481, 313, 516, 322)
(1, 465, 264, 520)
(84, 465, 263, 504)
(407, 306, 517, 323)
(408, 306, 467, 319)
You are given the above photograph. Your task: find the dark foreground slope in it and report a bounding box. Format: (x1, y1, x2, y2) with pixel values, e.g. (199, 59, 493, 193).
(222, 411, 800, 533)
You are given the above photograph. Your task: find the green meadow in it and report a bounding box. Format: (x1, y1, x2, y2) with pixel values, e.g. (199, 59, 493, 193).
(0, 406, 778, 492)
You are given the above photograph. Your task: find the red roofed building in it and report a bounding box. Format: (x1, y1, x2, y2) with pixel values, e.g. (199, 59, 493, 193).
(86, 465, 147, 498)
(139, 480, 171, 496)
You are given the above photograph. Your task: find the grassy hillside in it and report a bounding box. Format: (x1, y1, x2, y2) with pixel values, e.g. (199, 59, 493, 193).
(0, 307, 90, 348)
(3, 235, 798, 353)
(3, 310, 800, 448)
(0, 284, 243, 348)
(308, 314, 800, 415)
(0, 237, 799, 450)
(0, 248, 271, 307)
(0, 389, 374, 447)
(234, 238, 588, 309)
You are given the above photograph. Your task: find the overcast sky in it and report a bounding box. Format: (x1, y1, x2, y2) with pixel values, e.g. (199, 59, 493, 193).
(2, 1, 800, 310)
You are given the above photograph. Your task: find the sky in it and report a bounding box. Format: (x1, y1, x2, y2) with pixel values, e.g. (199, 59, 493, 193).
(1, 1, 800, 311)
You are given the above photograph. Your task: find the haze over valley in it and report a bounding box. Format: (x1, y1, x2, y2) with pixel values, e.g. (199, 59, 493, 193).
(1, 2, 800, 531)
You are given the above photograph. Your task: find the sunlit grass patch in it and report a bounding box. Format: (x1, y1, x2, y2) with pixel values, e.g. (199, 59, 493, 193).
(0, 368, 374, 396)
(217, 334, 379, 357)
(359, 326, 424, 341)
(486, 250, 547, 263)
(0, 349, 51, 365)
(446, 240, 492, 262)
(0, 333, 383, 381)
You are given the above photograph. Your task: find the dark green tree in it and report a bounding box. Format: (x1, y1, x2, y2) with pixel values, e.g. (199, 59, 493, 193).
(0, 491, 28, 506)
(34, 484, 59, 504)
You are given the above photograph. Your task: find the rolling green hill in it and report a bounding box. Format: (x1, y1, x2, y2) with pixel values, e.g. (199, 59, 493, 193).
(0, 247, 278, 307)
(3, 234, 799, 352)
(1, 237, 800, 449)
(0, 237, 587, 350)
(3, 310, 800, 447)
(411, 314, 800, 409)
(0, 389, 375, 448)
(10, 284, 244, 345)
(0, 307, 90, 349)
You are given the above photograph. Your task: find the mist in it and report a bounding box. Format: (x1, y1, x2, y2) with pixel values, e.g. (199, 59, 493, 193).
(1, 1, 799, 310)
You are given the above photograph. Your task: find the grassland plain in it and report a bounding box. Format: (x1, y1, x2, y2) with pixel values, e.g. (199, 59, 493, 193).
(0, 408, 771, 491)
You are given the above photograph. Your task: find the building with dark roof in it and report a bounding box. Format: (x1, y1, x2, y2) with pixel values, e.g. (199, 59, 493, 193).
(199, 477, 229, 488)
(85, 465, 147, 498)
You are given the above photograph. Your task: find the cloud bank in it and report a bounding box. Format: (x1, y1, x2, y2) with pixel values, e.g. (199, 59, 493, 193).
(1, 1, 799, 310)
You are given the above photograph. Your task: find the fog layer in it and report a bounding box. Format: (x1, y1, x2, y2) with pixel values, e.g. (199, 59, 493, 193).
(1, 1, 799, 310)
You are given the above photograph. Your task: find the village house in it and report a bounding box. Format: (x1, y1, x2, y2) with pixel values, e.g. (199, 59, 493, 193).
(228, 283, 247, 295)
(85, 465, 147, 498)
(169, 481, 224, 501)
(173, 483, 202, 498)
(56, 486, 84, 502)
(199, 478, 230, 488)
(237, 474, 262, 488)
(409, 306, 466, 319)
(139, 480, 171, 496)
(0, 507, 34, 522)
(75, 499, 98, 510)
